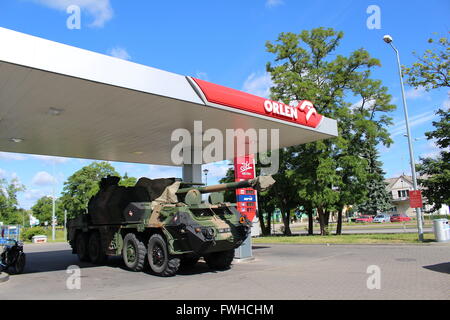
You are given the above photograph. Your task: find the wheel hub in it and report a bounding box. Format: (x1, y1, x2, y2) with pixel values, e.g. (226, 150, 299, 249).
(152, 245, 164, 267)
(126, 244, 136, 263)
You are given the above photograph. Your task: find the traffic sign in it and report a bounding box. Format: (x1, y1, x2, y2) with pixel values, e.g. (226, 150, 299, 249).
(409, 190, 423, 208)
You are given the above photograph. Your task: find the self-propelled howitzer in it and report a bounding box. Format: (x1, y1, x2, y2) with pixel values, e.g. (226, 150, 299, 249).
(67, 175, 275, 277)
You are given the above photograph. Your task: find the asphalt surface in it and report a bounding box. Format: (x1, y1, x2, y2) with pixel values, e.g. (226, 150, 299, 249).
(1, 241, 448, 300)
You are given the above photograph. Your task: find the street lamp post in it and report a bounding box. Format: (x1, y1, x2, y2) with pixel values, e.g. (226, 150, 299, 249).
(52, 161, 56, 241)
(203, 168, 209, 186)
(383, 34, 424, 241)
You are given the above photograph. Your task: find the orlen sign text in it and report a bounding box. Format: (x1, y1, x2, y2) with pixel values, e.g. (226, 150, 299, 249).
(263, 100, 317, 123)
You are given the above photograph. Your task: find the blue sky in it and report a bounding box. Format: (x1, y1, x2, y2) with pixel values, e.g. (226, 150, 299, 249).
(0, 0, 449, 210)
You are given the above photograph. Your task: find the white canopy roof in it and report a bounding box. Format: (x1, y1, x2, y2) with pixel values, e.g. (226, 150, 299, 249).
(0, 27, 337, 165)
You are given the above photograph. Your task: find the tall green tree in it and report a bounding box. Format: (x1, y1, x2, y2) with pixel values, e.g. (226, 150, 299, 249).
(31, 196, 64, 225)
(355, 142, 393, 216)
(60, 162, 119, 218)
(417, 108, 450, 212)
(266, 27, 395, 235)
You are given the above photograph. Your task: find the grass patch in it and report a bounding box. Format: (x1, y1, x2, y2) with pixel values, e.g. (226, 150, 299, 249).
(253, 233, 436, 244)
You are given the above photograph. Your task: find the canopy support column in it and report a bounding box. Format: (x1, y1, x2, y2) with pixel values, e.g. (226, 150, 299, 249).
(181, 137, 202, 183)
(182, 164, 202, 183)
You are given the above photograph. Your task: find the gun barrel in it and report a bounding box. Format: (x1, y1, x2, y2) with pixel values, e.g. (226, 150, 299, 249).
(176, 175, 275, 194)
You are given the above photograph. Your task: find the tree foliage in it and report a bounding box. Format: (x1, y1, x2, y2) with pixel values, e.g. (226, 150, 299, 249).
(402, 33, 449, 90)
(60, 162, 119, 219)
(355, 143, 393, 215)
(0, 177, 26, 225)
(31, 196, 64, 225)
(119, 172, 137, 187)
(264, 27, 395, 235)
(405, 33, 449, 213)
(417, 108, 450, 212)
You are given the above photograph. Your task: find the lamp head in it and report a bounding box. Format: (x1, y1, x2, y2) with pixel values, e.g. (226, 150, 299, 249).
(383, 35, 393, 44)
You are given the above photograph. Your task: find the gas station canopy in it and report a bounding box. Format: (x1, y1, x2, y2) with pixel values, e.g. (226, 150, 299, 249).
(0, 27, 337, 166)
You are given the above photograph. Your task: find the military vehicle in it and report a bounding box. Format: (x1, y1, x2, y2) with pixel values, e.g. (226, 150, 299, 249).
(67, 175, 274, 276)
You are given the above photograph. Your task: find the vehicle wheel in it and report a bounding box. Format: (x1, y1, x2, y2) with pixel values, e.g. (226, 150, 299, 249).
(88, 232, 107, 264)
(10, 252, 26, 274)
(76, 233, 90, 262)
(122, 233, 146, 272)
(147, 234, 180, 277)
(180, 256, 200, 269)
(204, 249, 234, 270)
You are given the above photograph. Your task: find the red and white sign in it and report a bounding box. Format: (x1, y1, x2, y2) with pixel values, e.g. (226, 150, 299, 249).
(409, 190, 423, 208)
(192, 78, 323, 128)
(234, 154, 257, 221)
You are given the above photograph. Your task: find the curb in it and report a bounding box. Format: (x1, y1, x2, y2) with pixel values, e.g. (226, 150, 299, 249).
(233, 257, 255, 263)
(0, 272, 10, 284)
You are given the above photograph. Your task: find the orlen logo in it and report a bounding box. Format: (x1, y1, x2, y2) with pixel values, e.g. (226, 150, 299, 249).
(239, 161, 253, 174)
(263, 99, 318, 124)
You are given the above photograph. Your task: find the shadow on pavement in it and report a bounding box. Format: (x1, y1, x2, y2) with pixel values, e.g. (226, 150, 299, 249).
(18, 249, 233, 277)
(423, 262, 450, 274)
(252, 245, 270, 250)
(169, 261, 226, 276)
(21, 250, 113, 274)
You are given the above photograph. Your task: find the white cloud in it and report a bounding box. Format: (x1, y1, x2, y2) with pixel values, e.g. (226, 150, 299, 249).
(419, 140, 441, 159)
(32, 171, 57, 186)
(389, 111, 437, 137)
(0, 152, 27, 161)
(203, 161, 230, 179)
(31, 0, 113, 27)
(350, 98, 376, 110)
(0, 168, 6, 179)
(404, 86, 429, 100)
(24, 189, 48, 201)
(242, 72, 273, 98)
(195, 71, 209, 81)
(31, 155, 70, 164)
(443, 91, 450, 110)
(147, 165, 182, 179)
(266, 0, 284, 8)
(108, 47, 131, 60)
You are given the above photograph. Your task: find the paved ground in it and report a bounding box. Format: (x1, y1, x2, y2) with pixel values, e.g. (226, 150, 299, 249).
(0, 242, 448, 300)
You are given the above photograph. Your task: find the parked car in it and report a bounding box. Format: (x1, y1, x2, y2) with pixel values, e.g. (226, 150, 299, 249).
(355, 215, 374, 223)
(373, 214, 391, 223)
(390, 214, 411, 222)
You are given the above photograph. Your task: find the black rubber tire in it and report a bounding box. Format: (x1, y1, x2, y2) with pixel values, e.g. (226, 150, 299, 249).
(10, 252, 26, 274)
(147, 234, 180, 277)
(122, 233, 146, 272)
(88, 232, 107, 264)
(76, 233, 90, 262)
(204, 249, 235, 270)
(180, 256, 200, 269)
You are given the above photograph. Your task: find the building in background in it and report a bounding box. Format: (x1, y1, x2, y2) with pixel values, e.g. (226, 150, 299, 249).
(385, 175, 449, 217)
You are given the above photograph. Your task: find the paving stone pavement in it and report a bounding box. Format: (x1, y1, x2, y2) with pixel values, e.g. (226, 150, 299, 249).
(0, 242, 448, 300)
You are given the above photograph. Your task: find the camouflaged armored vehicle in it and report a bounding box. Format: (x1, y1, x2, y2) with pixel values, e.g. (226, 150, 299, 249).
(67, 175, 274, 276)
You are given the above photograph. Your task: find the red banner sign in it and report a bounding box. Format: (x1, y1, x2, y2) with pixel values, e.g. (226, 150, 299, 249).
(409, 190, 423, 208)
(234, 154, 257, 221)
(192, 78, 323, 128)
